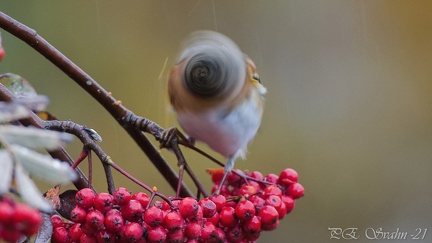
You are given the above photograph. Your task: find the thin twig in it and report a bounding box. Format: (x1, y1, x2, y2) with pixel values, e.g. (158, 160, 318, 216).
(170, 139, 209, 198)
(107, 160, 174, 207)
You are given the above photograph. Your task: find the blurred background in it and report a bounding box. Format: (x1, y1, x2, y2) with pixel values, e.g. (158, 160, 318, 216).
(1, 1, 431, 242)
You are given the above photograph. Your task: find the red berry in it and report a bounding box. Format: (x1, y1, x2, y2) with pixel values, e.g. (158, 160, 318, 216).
(287, 183, 304, 199)
(277, 199, 288, 219)
(265, 195, 282, 211)
(76, 188, 96, 210)
(263, 185, 283, 197)
(68, 223, 83, 242)
(80, 233, 98, 243)
(166, 228, 185, 243)
(1, 228, 22, 242)
(244, 231, 261, 241)
(249, 171, 264, 180)
(211, 184, 230, 196)
(199, 198, 216, 218)
(70, 206, 87, 223)
(104, 211, 124, 233)
(214, 228, 225, 242)
(163, 210, 184, 232)
(226, 200, 237, 208)
(278, 168, 299, 185)
(242, 215, 261, 235)
(226, 225, 244, 243)
(160, 200, 172, 210)
(206, 168, 224, 184)
(144, 206, 163, 227)
(12, 203, 42, 235)
(238, 185, 257, 197)
(248, 195, 265, 213)
(264, 173, 278, 183)
(147, 225, 167, 243)
(185, 221, 202, 239)
(123, 222, 144, 242)
(193, 204, 204, 221)
(219, 206, 237, 228)
(51, 226, 69, 243)
(205, 211, 220, 226)
(86, 210, 104, 229)
(261, 219, 280, 231)
(81, 221, 99, 235)
(179, 197, 198, 219)
(113, 187, 131, 206)
(258, 205, 279, 226)
(248, 181, 262, 192)
(131, 192, 150, 209)
(200, 222, 220, 243)
(94, 192, 114, 214)
(106, 208, 122, 215)
(230, 186, 240, 197)
(208, 195, 226, 212)
(281, 195, 295, 214)
(0, 201, 14, 223)
(51, 214, 64, 228)
(235, 200, 255, 221)
(171, 199, 181, 208)
(226, 170, 242, 185)
(96, 229, 116, 243)
(121, 199, 144, 222)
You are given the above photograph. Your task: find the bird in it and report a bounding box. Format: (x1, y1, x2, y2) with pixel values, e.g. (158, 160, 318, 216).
(167, 30, 266, 194)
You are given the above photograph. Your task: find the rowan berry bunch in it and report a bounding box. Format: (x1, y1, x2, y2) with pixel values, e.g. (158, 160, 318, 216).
(50, 168, 303, 242)
(0, 196, 43, 242)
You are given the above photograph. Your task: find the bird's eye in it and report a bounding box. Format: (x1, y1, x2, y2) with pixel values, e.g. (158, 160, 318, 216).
(252, 73, 261, 83)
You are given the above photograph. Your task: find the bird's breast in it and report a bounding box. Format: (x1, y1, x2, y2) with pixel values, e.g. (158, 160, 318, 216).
(176, 88, 264, 158)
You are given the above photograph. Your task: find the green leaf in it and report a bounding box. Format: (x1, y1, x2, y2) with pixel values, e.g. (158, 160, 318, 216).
(0, 149, 13, 194)
(0, 125, 73, 150)
(15, 163, 52, 212)
(11, 144, 77, 185)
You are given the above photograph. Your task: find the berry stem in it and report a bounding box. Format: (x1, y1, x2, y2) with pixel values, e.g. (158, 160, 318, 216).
(87, 149, 93, 188)
(102, 159, 116, 194)
(71, 148, 88, 169)
(108, 161, 174, 207)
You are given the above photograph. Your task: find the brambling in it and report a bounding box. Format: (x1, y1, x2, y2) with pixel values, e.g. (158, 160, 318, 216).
(168, 30, 266, 193)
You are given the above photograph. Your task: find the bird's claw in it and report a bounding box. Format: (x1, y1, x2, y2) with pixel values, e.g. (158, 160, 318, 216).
(159, 127, 195, 149)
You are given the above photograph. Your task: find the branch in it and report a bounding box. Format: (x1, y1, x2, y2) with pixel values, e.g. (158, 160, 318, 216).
(0, 11, 193, 197)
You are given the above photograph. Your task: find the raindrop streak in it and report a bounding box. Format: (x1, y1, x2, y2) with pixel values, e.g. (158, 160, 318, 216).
(211, 0, 218, 31)
(187, 0, 201, 17)
(156, 57, 170, 128)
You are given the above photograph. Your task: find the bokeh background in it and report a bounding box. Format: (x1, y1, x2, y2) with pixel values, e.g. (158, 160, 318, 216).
(1, 1, 431, 242)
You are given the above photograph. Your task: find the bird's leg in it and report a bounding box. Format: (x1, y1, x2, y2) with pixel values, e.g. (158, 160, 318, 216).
(160, 128, 208, 197)
(214, 156, 236, 195)
(168, 136, 188, 198)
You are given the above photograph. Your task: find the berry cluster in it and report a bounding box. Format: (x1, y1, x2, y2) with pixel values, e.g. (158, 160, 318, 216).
(208, 168, 304, 239)
(0, 196, 43, 242)
(51, 168, 303, 242)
